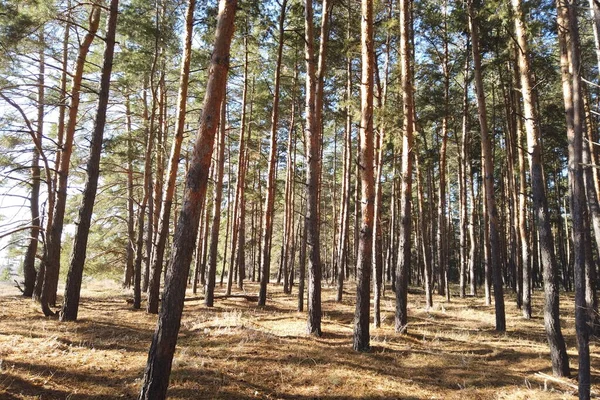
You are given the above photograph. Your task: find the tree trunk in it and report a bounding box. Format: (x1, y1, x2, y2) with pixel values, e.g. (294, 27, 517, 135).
(147, 0, 195, 314)
(259, 0, 287, 306)
(458, 39, 470, 299)
(227, 31, 250, 296)
(123, 96, 136, 289)
(60, 0, 119, 322)
(513, 0, 570, 374)
(23, 29, 44, 297)
(138, 1, 236, 398)
(304, 0, 325, 336)
(133, 81, 154, 310)
(337, 2, 352, 302)
(353, 0, 374, 352)
(395, 0, 414, 334)
(40, 5, 101, 316)
(556, 0, 590, 392)
(437, 1, 450, 301)
(468, 0, 506, 331)
(205, 98, 227, 306)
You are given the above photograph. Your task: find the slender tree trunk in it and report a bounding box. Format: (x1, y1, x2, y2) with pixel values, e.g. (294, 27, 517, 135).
(123, 96, 136, 288)
(353, 0, 374, 352)
(337, 3, 352, 302)
(40, 5, 101, 316)
(556, 0, 590, 392)
(304, 0, 325, 336)
(280, 66, 298, 295)
(60, 0, 118, 321)
(133, 81, 154, 310)
(205, 99, 227, 306)
(459, 40, 470, 299)
(220, 132, 233, 286)
(227, 32, 249, 296)
(468, 0, 505, 331)
(138, 1, 236, 397)
(583, 97, 600, 330)
(513, 0, 570, 374)
(373, 8, 390, 327)
(415, 150, 432, 309)
(147, 0, 195, 314)
(395, 0, 414, 333)
(437, 1, 450, 301)
(259, 0, 287, 306)
(23, 30, 45, 297)
(298, 194, 307, 312)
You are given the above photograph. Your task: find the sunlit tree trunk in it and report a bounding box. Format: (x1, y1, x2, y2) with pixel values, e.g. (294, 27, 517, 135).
(556, 0, 590, 391)
(337, 2, 352, 302)
(468, 0, 505, 331)
(304, 0, 325, 336)
(353, 0, 374, 352)
(124, 99, 135, 288)
(437, 0, 450, 300)
(395, 0, 414, 334)
(458, 39, 470, 299)
(513, 0, 570, 374)
(23, 29, 44, 297)
(147, 0, 195, 313)
(205, 98, 227, 306)
(227, 30, 249, 296)
(60, 0, 119, 321)
(259, 0, 287, 306)
(138, 1, 236, 397)
(40, 5, 101, 316)
(133, 81, 154, 310)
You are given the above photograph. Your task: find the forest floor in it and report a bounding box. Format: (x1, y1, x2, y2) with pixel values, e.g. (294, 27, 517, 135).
(0, 279, 598, 399)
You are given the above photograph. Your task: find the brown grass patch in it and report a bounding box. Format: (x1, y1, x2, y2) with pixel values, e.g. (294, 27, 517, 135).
(0, 280, 597, 399)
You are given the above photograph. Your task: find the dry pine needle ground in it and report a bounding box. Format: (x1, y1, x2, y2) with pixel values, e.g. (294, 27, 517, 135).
(0, 279, 597, 399)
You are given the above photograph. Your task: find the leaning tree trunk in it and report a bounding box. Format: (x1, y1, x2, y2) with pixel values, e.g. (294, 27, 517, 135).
(60, 0, 118, 322)
(353, 0, 374, 352)
(40, 5, 100, 316)
(138, 1, 237, 398)
(395, 0, 414, 334)
(147, 0, 195, 314)
(557, 0, 590, 393)
(468, 0, 506, 331)
(512, 0, 570, 375)
(259, 0, 287, 306)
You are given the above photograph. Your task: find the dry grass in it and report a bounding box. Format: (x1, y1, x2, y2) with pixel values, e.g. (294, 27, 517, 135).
(0, 279, 597, 399)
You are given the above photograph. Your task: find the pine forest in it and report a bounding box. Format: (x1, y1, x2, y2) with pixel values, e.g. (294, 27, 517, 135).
(0, 0, 599, 398)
